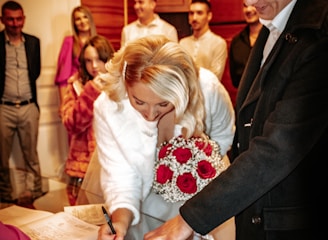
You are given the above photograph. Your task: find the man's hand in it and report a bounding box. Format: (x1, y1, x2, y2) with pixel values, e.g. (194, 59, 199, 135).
(144, 215, 194, 240)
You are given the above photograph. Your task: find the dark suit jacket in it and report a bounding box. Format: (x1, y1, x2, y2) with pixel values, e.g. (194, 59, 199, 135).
(181, 0, 328, 239)
(0, 30, 41, 108)
(229, 25, 253, 88)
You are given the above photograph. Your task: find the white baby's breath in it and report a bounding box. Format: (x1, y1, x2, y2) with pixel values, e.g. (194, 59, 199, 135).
(152, 136, 226, 203)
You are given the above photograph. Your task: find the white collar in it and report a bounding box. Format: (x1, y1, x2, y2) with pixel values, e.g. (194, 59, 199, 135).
(260, 0, 297, 33)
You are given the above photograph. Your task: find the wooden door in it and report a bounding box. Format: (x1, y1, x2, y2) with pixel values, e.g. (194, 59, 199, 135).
(81, 0, 125, 51)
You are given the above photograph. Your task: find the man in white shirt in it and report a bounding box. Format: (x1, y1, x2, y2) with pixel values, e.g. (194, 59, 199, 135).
(179, 0, 227, 81)
(120, 0, 178, 47)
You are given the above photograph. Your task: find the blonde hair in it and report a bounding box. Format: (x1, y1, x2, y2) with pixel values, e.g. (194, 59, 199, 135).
(71, 6, 97, 57)
(101, 35, 206, 139)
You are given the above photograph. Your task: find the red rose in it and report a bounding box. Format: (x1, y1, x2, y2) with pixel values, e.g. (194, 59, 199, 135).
(158, 144, 172, 160)
(197, 160, 216, 179)
(176, 173, 197, 194)
(173, 147, 192, 164)
(195, 140, 213, 156)
(156, 164, 173, 184)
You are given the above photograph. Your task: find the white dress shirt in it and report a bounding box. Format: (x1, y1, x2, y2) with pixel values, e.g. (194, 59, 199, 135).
(260, 0, 297, 65)
(179, 30, 228, 81)
(121, 14, 178, 47)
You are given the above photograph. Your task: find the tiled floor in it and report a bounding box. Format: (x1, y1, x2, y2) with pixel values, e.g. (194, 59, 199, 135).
(35, 177, 105, 213)
(0, 177, 67, 212)
(33, 178, 70, 213)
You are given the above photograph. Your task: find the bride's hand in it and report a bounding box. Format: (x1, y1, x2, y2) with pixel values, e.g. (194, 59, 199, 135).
(97, 223, 124, 240)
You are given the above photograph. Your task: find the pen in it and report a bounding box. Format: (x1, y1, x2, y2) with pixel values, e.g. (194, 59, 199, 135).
(101, 206, 116, 234)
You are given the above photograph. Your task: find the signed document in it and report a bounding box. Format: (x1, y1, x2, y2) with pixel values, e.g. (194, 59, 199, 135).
(0, 205, 99, 240)
(64, 203, 107, 225)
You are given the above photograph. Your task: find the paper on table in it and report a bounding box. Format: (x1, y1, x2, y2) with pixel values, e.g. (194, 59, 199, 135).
(0, 205, 99, 240)
(20, 212, 99, 240)
(0, 205, 53, 226)
(64, 203, 107, 225)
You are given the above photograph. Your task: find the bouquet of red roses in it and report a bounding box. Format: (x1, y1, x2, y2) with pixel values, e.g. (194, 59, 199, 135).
(152, 135, 226, 203)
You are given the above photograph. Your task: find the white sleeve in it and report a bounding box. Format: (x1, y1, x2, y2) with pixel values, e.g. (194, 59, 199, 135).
(211, 39, 228, 81)
(200, 68, 236, 156)
(93, 93, 144, 225)
(167, 26, 178, 43)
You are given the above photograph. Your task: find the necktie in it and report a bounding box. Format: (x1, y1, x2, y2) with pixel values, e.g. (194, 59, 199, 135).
(262, 24, 280, 66)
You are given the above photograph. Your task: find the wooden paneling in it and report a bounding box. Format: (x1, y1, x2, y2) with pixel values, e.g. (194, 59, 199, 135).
(127, 0, 137, 24)
(81, 0, 246, 49)
(159, 12, 191, 39)
(156, 0, 189, 12)
(212, 0, 244, 23)
(212, 23, 246, 42)
(82, 0, 125, 50)
(81, 0, 246, 104)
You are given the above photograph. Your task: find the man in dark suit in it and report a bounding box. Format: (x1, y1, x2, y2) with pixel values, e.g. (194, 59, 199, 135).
(145, 0, 328, 239)
(0, 1, 42, 205)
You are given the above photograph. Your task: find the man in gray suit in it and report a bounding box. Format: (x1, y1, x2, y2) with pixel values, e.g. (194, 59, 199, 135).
(145, 0, 328, 239)
(0, 1, 43, 205)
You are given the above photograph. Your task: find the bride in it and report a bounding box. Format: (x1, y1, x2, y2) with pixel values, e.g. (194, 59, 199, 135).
(80, 35, 236, 240)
